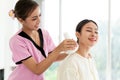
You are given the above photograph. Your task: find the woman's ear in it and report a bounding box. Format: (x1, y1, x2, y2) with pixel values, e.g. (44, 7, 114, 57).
(75, 32, 80, 38)
(18, 18, 24, 24)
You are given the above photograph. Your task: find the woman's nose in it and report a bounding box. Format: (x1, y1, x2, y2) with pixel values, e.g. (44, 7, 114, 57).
(37, 16, 40, 24)
(91, 32, 97, 37)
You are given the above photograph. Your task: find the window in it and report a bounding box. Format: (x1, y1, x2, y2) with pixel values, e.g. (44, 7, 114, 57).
(42, 0, 120, 80)
(60, 0, 108, 80)
(111, 0, 120, 80)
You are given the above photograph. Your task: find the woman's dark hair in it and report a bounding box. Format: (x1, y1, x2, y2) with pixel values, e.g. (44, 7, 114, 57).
(14, 0, 39, 20)
(76, 19, 98, 43)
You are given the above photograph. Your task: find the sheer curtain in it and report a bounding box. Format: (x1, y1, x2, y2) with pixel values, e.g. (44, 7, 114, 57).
(60, 0, 108, 80)
(37, 0, 120, 80)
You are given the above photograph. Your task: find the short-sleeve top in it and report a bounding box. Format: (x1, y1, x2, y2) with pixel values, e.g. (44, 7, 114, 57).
(8, 28, 56, 80)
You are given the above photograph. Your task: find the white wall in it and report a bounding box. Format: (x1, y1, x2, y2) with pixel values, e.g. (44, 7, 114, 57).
(0, 0, 19, 80)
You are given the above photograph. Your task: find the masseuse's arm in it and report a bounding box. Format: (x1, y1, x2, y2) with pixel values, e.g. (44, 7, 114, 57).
(22, 39, 76, 75)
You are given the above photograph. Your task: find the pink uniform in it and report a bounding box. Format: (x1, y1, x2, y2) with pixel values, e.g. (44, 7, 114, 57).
(8, 28, 56, 80)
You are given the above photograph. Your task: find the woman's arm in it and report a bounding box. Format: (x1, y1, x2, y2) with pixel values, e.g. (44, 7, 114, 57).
(22, 39, 76, 75)
(55, 53, 68, 61)
(22, 50, 59, 75)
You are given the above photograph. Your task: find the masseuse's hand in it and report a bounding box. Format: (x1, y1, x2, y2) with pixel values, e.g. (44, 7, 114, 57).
(56, 39, 77, 53)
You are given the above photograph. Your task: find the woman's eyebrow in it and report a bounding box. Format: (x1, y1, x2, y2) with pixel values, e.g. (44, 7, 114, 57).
(86, 27, 98, 30)
(32, 16, 37, 19)
(86, 27, 92, 30)
(31, 14, 41, 19)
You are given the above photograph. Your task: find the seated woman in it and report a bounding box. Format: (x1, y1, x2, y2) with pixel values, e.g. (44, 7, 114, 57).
(57, 19, 100, 80)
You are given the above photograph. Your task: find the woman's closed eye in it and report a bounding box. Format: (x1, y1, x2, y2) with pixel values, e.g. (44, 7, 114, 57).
(32, 18, 37, 21)
(86, 30, 98, 34)
(95, 31, 98, 34)
(32, 15, 41, 21)
(86, 30, 92, 32)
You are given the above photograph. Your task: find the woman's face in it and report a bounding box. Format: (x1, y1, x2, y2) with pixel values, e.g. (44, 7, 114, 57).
(77, 22, 98, 47)
(21, 6, 41, 31)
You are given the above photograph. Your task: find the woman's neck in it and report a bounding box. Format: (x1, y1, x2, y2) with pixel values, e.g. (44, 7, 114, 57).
(22, 28, 40, 46)
(76, 47, 91, 59)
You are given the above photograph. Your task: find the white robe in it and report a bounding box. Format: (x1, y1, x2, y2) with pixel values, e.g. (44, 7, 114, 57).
(57, 53, 99, 80)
